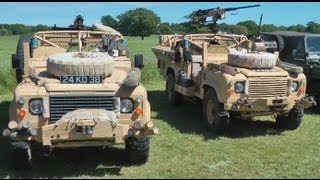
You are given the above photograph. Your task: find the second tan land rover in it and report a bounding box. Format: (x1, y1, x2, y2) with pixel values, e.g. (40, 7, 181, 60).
(152, 6, 315, 134)
(153, 32, 314, 134)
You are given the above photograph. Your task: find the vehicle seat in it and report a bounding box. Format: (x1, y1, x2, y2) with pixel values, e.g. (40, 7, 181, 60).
(206, 45, 229, 64)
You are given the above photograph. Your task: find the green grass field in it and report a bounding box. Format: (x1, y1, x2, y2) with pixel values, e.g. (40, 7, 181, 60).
(0, 35, 320, 178)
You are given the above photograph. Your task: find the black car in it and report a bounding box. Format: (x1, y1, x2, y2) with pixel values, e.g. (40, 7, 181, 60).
(261, 31, 320, 111)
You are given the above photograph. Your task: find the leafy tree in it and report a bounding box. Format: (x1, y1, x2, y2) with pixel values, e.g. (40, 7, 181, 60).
(197, 27, 211, 33)
(216, 23, 232, 33)
(180, 21, 201, 33)
(278, 25, 287, 31)
(230, 25, 248, 35)
(117, 8, 160, 40)
(0, 28, 12, 36)
(159, 22, 174, 34)
(7, 23, 32, 35)
(261, 24, 278, 32)
(287, 24, 305, 32)
(32, 24, 50, 32)
(305, 21, 320, 33)
(236, 20, 258, 38)
(101, 15, 119, 30)
(170, 23, 188, 34)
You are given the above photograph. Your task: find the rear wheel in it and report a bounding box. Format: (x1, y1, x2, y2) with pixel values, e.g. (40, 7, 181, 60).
(10, 141, 32, 170)
(203, 88, 229, 134)
(166, 73, 183, 105)
(276, 107, 304, 130)
(125, 137, 150, 165)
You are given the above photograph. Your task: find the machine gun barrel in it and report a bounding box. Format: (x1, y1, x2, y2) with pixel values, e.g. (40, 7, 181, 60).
(194, 7, 219, 16)
(192, 4, 260, 19)
(224, 4, 260, 12)
(191, 4, 260, 33)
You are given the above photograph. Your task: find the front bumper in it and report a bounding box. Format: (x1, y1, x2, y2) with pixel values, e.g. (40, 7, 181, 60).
(42, 118, 127, 147)
(4, 109, 158, 148)
(224, 96, 316, 114)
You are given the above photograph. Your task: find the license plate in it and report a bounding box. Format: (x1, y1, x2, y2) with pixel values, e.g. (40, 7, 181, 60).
(60, 75, 102, 84)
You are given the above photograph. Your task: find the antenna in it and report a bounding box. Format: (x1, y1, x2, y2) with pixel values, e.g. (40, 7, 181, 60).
(257, 13, 263, 37)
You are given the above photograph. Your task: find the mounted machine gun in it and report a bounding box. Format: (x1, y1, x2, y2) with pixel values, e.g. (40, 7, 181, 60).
(52, 15, 92, 30)
(190, 4, 260, 33)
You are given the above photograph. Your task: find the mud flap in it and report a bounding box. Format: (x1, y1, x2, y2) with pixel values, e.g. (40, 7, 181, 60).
(11, 141, 32, 169)
(218, 111, 230, 129)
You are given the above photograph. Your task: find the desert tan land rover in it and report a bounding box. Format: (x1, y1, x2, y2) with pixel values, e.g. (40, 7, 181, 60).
(152, 5, 315, 135)
(3, 16, 158, 170)
(152, 32, 315, 134)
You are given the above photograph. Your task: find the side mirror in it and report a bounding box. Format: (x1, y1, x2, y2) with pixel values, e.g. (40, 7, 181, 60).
(134, 54, 144, 69)
(292, 49, 297, 57)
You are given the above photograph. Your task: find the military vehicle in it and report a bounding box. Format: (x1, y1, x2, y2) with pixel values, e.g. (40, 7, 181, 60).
(152, 5, 315, 134)
(4, 15, 158, 170)
(260, 31, 320, 111)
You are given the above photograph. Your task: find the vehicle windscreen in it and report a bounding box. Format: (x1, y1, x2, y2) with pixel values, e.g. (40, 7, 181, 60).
(306, 36, 320, 52)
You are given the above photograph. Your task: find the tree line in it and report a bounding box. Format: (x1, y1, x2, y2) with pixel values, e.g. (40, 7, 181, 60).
(0, 24, 50, 36)
(102, 8, 320, 39)
(2, 8, 320, 39)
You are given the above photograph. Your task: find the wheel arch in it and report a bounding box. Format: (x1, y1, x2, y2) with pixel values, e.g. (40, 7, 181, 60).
(202, 83, 226, 103)
(166, 67, 175, 77)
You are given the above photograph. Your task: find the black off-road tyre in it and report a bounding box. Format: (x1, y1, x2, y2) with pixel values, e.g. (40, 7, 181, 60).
(10, 141, 33, 170)
(203, 88, 230, 134)
(166, 73, 183, 105)
(12, 36, 31, 83)
(15, 69, 23, 84)
(125, 137, 150, 165)
(276, 107, 304, 130)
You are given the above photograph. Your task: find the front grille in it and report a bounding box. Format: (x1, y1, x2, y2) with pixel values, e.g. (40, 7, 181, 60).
(49, 95, 114, 123)
(248, 78, 288, 100)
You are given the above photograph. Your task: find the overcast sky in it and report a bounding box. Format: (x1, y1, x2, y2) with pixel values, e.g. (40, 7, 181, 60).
(1, 2, 320, 27)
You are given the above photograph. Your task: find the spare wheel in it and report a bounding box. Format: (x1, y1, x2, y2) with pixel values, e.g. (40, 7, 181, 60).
(228, 48, 277, 69)
(47, 52, 115, 77)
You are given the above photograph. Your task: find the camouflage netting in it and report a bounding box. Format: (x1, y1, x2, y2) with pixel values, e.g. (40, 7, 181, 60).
(93, 23, 122, 37)
(277, 61, 303, 74)
(58, 109, 118, 127)
(47, 52, 115, 77)
(228, 48, 277, 69)
(122, 68, 141, 87)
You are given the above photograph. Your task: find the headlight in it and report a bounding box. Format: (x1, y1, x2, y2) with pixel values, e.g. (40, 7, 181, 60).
(29, 99, 43, 115)
(120, 98, 133, 113)
(289, 81, 299, 92)
(234, 82, 245, 93)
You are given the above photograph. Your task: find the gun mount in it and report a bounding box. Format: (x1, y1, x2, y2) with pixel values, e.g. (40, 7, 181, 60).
(190, 4, 260, 33)
(52, 15, 92, 30)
